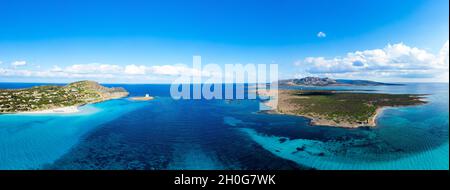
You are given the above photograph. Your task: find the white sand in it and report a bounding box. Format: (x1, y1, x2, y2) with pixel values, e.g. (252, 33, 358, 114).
(18, 106, 80, 114)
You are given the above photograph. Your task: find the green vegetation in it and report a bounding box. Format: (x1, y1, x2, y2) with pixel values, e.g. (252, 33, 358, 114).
(278, 90, 426, 127)
(0, 81, 128, 113)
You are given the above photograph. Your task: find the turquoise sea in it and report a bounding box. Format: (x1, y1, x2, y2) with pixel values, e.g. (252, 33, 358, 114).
(0, 83, 448, 170)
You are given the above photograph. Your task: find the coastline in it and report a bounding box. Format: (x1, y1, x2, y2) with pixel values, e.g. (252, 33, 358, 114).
(17, 106, 81, 114)
(0, 80, 129, 115)
(262, 99, 384, 128)
(258, 89, 390, 128)
(4, 95, 132, 115)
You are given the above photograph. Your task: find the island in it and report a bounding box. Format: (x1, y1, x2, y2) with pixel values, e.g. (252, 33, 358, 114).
(279, 77, 401, 86)
(0, 80, 129, 114)
(260, 89, 427, 128)
(129, 94, 154, 101)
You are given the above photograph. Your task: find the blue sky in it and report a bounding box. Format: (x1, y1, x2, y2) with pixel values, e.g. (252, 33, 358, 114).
(0, 0, 448, 83)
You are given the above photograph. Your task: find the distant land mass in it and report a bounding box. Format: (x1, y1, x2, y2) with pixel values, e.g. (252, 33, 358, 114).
(0, 81, 129, 113)
(259, 90, 427, 128)
(279, 77, 402, 86)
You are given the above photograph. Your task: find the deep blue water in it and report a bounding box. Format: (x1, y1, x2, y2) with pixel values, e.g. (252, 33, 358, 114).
(0, 83, 448, 170)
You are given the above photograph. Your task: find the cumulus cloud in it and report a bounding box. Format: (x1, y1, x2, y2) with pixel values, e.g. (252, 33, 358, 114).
(64, 63, 122, 74)
(317, 32, 326, 38)
(439, 41, 449, 67)
(295, 41, 449, 81)
(0, 62, 212, 82)
(124, 64, 147, 75)
(123, 64, 207, 76)
(11, 60, 27, 67)
(149, 64, 207, 77)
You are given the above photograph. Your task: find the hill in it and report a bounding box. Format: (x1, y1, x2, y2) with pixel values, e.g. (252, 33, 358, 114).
(0, 81, 129, 113)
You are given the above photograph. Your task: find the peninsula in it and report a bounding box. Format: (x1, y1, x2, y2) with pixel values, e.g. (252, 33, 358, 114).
(0, 81, 129, 114)
(261, 89, 426, 128)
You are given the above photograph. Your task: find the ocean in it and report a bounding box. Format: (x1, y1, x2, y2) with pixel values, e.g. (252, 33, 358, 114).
(0, 83, 448, 170)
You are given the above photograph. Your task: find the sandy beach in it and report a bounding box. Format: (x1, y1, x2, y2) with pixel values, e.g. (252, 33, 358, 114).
(18, 106, 80, 114)
(259, 89, 389, 128)
(129, 96, 154, 101)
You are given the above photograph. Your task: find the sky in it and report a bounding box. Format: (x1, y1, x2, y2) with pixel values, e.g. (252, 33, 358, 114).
(0, 0, 448, 83)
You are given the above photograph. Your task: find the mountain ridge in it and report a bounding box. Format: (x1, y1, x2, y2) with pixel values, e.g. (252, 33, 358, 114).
(279, 77, 401, 86)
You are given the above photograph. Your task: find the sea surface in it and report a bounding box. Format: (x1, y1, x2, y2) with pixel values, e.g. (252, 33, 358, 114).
(0, 83, 448, 170)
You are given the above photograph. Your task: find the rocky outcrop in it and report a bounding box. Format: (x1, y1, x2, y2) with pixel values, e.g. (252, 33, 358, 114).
(66, 81, 129, 101)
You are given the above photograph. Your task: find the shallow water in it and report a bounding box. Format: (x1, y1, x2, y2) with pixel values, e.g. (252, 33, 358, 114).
(0, 83, 448, 170)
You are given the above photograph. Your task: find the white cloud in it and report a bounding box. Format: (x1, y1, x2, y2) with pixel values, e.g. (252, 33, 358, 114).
(149, 64, 206, 77)
(439, 41, 449, 67)
(50, 65, 63, 72)
(0, 61, 214, 83)
(124, 64, 147, 75)
(294, 41, 449, 82)
(11, 60, 27, 67)
(150, 65, 185, 75)
(64, 63, 122, 74)
(317, 31, 326, 38)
